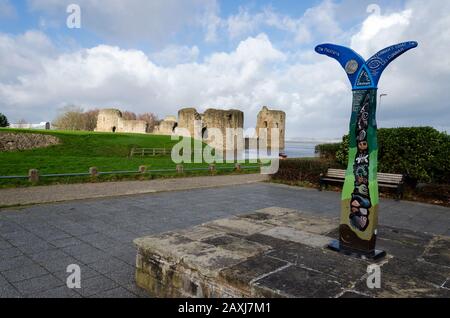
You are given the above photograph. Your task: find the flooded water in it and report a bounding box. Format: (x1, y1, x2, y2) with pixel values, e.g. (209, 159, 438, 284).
(223, 140, 322, 160)
(283, 141, 319, 158)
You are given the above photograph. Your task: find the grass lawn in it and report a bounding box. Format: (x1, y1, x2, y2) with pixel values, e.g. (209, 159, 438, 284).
(0, 128, 260, 187)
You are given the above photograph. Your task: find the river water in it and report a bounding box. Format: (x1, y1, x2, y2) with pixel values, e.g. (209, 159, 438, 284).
(240, 140, 323, 160)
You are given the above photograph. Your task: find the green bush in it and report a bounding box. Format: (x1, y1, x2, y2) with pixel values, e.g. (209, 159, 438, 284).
(315, 143, 341, 159)
(0, 113, 8, 127)
(336, 127, 449, 184)
(271, 158, 338, 184)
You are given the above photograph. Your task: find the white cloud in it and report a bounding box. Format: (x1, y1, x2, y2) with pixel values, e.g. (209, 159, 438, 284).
(1, 0, 450, 138)
(351, 8, 413, 56)
(28, 0, 219, 45)
(0, 30, 56, 82)
(222, 0, 342, 44)
(348, 0, 450, 132)
(150, 45, 200, 66)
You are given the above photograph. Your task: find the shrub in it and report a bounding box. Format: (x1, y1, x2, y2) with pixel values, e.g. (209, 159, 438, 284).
(336, 127, 449, 184)
(271, 158, 338, 184)
(414, 183, 450, 205)
(0, 113, 9, 127)
(315, 143, 341, 159)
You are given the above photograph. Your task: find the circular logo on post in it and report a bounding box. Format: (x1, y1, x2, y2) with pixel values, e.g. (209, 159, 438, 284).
(345, 59, 359, 74)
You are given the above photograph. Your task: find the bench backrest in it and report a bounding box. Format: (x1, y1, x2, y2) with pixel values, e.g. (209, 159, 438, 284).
(326, 169, 346, 179)
(377, 173, 404, 184)
(325, 169, 403, 184)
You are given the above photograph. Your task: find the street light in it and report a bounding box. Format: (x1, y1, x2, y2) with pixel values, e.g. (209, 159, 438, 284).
(379, 93, 388, 108)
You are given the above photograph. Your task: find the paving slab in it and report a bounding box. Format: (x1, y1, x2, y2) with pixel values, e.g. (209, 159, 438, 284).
(0, 182, 448, 298)
(134, 207, 449, 298)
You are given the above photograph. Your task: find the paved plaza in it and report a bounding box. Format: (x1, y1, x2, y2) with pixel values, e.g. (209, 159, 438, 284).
(0, 179, 449, 297)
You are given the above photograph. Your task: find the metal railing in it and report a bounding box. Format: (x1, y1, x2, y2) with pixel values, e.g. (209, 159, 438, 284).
(130, 148, 170, 157)
(129, 147, 207, 157)
(0, 164, 262, 182)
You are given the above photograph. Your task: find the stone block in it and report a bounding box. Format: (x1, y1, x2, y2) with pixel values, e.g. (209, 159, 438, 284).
(133, 207, 450, 298)
(205, 217, 271, 236)
(260, 226, 331, 248)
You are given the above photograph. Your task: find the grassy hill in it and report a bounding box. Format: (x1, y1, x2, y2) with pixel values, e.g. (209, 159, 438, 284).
(0, 129, 258, 186)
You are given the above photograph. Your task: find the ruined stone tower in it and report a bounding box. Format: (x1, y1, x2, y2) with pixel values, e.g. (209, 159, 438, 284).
(256, 106, 286, 150)
(177, 108, 244, 151)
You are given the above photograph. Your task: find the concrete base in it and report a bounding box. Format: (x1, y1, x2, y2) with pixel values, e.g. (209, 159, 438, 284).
(327, 239, 386, 261)
(134, 207, 450, 298)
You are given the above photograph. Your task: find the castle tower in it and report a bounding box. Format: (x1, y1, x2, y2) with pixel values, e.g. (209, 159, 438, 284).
(256, 106, 285, 150)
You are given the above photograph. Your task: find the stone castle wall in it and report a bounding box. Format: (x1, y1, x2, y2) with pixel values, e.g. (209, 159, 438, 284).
(177, 108, 244, 151)
(153, 116, 178, 135)
(95, 109, 147, 134)
(94, 106, 285, 151)
(118, 119, 148, 134)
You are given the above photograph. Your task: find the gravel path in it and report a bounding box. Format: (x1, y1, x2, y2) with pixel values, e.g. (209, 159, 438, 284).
(0, 174, 268, 207)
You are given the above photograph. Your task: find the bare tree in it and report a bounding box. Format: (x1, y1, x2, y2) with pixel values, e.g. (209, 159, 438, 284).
(137, 112, 158, 133)
(16, 119, 28, 128)
(52, 105, 85, 131)
(52, 107, 158, 133)
(82, 109, 99, 131)
(122, 111, 137, 120)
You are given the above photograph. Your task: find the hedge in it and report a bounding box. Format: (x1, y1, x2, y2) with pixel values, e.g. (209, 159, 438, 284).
(335, 127, 449, 184)
(271, 158, 340, 184)
(314, 143, 341, 159)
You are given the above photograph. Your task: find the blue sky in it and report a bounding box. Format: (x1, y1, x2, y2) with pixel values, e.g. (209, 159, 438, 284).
(1, 0, 406, 54)
(0, 0, 449, 139)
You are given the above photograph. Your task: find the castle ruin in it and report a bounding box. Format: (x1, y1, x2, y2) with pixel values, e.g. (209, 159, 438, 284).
(95, 106, 285, 151)
(255, 106, 286, 149)
(95, 109, 148, 134)
(153, 116, 178, 135)
(176, 108, 244, 151)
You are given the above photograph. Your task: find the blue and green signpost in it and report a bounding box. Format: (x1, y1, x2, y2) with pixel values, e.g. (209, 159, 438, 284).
(315, 41, 418, 259)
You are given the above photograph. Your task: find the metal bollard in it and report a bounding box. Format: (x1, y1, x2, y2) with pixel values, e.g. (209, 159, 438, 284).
(89, 167, 98, 177)
(28, 169, 39, 183)
(139, 165, 147, 173)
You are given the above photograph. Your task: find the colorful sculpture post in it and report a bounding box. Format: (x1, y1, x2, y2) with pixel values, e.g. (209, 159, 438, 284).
(315, 41, 418, 259)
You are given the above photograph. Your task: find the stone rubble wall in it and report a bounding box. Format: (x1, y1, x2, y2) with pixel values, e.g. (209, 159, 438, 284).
(0, 132, 60, 152)
(118, 119, 148, 134)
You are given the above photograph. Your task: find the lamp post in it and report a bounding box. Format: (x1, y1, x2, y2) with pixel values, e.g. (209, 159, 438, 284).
(315, 41, 417, 259)
(379, 93, 388, 109)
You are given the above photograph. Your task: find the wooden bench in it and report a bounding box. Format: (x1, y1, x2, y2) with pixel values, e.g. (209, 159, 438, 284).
(319, 168, 405, 199)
